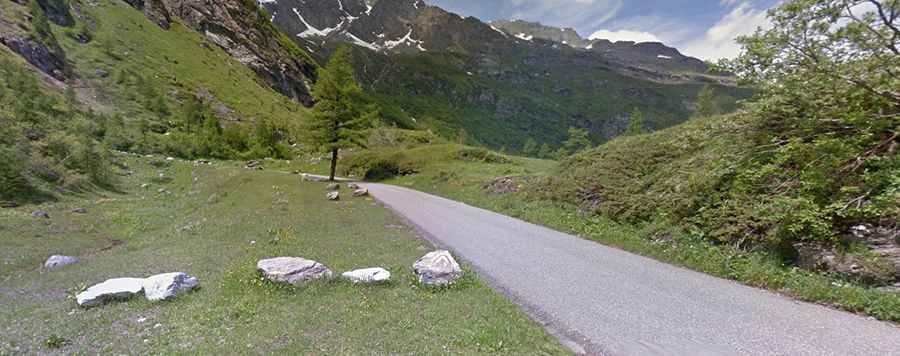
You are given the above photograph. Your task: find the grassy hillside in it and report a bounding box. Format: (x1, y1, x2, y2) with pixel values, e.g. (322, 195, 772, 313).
(0, 154, 567, 354)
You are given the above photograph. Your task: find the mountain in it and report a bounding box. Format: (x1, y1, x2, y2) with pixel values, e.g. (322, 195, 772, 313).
(488, 20, 590, 48)
(260, 0, 751, 150)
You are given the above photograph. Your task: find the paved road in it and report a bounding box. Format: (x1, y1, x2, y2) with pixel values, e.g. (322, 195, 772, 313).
(362, 183, 900, 356)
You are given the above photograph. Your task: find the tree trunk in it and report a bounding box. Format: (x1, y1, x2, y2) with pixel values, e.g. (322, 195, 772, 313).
(329, 148, 338, 181)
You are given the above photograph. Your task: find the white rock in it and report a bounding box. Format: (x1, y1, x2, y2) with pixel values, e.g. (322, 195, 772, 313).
(352, 188, 369, 197)
(342, 268, 391, 284)
(76, 278, 145, 307)
(44, 255, 78, 269)
(142, 272, 199, 301)
(413, 250, 463, 286)
(257, 257, 333, 285)
(326, 191, 340, 201)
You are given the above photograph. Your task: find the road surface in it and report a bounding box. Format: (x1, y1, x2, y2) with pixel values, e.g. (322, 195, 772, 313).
(362, 183, 900, 356)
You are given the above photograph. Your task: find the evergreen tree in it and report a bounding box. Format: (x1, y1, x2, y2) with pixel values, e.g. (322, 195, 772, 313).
(304, 46, 376, 181)
(626, 107, 645, 136)
(537, 143, 553, 159)
(522, 137, 538, 156)
(456, 128, 469, 145)
(562, 127, 592, 154)
(553, 147, 569, 160)
(695, 85, 720, 117)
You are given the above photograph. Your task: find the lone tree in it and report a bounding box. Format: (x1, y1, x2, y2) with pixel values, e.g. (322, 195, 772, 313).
(305, 46, 376, 181)
(562, 127, 592, 155)
(522, 137, 538, 156)
(626, 107, 645, 136)
(695, 85, 720, 117)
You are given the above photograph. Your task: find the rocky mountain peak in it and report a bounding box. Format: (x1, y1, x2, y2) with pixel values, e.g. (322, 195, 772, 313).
(488, 19, 589, 48)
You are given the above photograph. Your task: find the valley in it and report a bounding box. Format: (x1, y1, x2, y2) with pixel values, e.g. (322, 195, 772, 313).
(2, 0, 898, 354)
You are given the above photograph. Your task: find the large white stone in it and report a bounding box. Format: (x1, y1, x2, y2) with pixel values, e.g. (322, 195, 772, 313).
(142, 272, 199, 301)
(342, 268, 391, 284)
(76, 278, 144, 307)
(326, 191, 340, 201)
(413, 250, 463, 286)
(43, 255, 78, 269)
(257, 257, 333, 285)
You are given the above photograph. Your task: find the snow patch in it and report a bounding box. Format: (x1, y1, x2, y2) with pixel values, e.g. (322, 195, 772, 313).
(515, 33, 534, 41)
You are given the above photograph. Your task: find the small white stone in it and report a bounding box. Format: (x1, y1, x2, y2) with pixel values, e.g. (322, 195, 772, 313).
(142, 272, 199, 301)
(43, 255, 78, 269)
(342, 268, 391, 284)
(76, 278, 145, 307)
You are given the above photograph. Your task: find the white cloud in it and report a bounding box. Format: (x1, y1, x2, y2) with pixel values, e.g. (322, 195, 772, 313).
(679, 3, 772, 60)
(588, 29, 661, 43)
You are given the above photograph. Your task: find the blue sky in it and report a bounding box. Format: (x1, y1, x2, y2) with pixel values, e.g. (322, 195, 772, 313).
(424, 0, 781, 60)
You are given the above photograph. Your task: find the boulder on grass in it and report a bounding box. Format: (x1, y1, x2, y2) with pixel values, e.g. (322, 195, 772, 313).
(342, 268, 391, 284)
(326, 191, 340, 201)
(257, 257, 333, 285)
(413, 250, 463, 286)
(347, 183, 360, 190)
(76, 278, 144, 307)
(32, 210, 50, 219)
(352, 189, 369, 197)
(44, 255, 78, 269)
(143, 272, 199, 301)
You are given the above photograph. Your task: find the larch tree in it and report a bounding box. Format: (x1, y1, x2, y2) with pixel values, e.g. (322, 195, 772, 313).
(627, 107, 645, 136)
(305, 46, 377, 181)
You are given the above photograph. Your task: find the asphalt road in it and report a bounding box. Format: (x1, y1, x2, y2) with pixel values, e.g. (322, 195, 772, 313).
(362, 183, 900, 356)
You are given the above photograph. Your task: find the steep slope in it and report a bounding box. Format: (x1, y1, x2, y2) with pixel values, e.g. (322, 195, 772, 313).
(0, 0, 318, 165)
(128, 0, 319, 105)
(261, 0, 751, 150)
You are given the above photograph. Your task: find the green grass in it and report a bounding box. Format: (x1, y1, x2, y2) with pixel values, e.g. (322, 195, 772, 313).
(0, 154, 567, 354)
(359, 143, 900, 323)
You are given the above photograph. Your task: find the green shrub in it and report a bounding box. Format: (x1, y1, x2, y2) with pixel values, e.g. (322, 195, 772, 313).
(341, 151, 419, 181)
(455, 147, 510, 164)
(0, 146, 33, 201)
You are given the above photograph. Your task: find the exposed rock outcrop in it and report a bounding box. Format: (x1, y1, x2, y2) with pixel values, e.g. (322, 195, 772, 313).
(36, 0, 75, 27)
(0, 36, 68, 80)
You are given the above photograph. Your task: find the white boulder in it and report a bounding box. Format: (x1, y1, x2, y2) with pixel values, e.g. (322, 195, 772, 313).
(257, 257, 333, 285)
(44, 255, 78, 269)
(326, 191, 340, 201)
(342, 268, 391, 284)
(76, 278, 145, 307)
(142, 272, 200, 301)
(352, 189, 369, 197)
(413, 250, 463, 286)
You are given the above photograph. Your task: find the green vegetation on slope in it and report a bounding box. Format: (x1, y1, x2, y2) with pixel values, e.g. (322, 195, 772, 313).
(0, 52, 113, 205)
(0, 155, 567, 354)
(359, 49, 752, 153)
(37, 0, 310, 160)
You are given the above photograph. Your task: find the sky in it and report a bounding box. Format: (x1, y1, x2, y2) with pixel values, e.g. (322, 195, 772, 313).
(423, 0, 781, 60)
